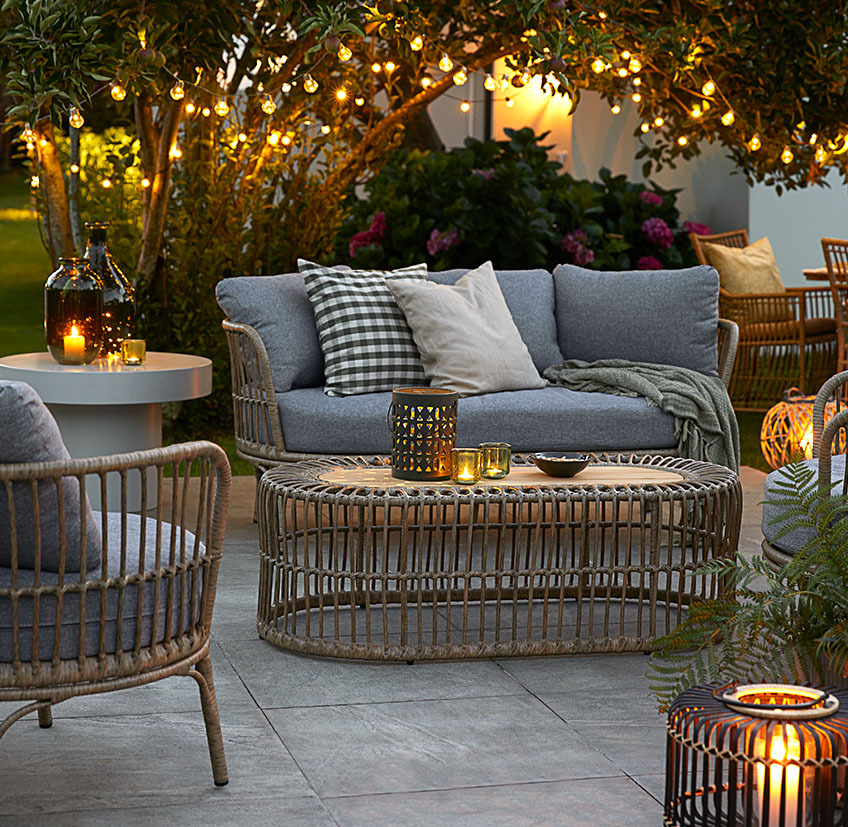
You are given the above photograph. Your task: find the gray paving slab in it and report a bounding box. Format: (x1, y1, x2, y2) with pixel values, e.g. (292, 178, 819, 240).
(567, 719, 667, 777)
(266, 695, 619, 798)
(323, 775, 663, 826)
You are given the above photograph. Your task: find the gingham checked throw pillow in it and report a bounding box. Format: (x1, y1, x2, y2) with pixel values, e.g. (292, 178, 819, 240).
(298, 259, 428, 396)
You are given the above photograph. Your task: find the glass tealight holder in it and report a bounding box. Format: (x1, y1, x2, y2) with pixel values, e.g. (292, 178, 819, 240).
(120, 338, 146, 365)
(480, 442, 511, 479)
(450, 448, 482, 485)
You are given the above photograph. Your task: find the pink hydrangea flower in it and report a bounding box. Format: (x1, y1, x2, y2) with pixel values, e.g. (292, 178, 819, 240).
(641, 217, 674, 249)
(472, 167, 496, 181)
(637, 255, 663, 270)
(426, 227, 460, 256)
(348, 211, 387, 259)
(683, 220, 712, 236)
(638, 190, 663, 207)
(561, 229, 594, 265)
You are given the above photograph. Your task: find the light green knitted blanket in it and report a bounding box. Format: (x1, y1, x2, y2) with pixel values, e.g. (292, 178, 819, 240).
(543, 359, 740, 473)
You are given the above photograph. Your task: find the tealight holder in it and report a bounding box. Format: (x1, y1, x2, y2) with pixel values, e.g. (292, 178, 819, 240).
(120, 338, 146, 365)
(450, 448, 482, 485)
(480, 442, 511, 479)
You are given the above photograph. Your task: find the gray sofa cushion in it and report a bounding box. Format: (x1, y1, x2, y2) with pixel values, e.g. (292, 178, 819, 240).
(216, 273, 324, 392)
(277, 386, 677, 454)
(553, 264, 719, 376)
(762, 456, 846, 555)
(0, 380, 101, 572)
(0, 513, 204, 661)
(433, 269, 564, 372)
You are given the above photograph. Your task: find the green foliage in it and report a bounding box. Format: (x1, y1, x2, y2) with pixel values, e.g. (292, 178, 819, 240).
(649, 462, 848, 710)
(336, 128, 699, 272)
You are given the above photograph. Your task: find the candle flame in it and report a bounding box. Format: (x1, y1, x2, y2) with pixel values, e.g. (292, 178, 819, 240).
(70, 325, 79, 337)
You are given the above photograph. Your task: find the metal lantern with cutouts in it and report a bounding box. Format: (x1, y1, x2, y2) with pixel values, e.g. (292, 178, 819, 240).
(761, 387, 839, 470)
(388, 387, 458, 481)
(665, 682, 848, 826)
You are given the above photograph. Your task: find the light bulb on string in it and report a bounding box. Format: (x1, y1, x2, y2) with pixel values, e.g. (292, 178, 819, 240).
(354, 96, 365, 106)
(70, 163, 80, 173)
(237, 132, 247, 142)
(169, 143, 182, 160)
(101, 178, 112, 188)
(371, 62, 382, 73)
(453, 67, 468, 85)
(409, 34, 423, 51)
(304, 75, 319, 93)
(201, 106, 211, 117)
(632, 77, 641, 86)
(384, 61, 396, 73)
(214, 97, 230, 117)
(519, 70, 532, 86)
(691, 106, 702, 118)
(267, 130, 281, 146)
(338, 43, 352, 62)
(505, 97, 514, 108)
(420, 77, 433, 88)
(261, 94, 277, 115)
(809, 133, 818, 145)
(632, 92, 641, 103)
(721, 110, 734, 126)
(110, 82, 127, 101)
(484, 74, 497, 91)
(599, 11, 607, 19)
(439, 53, 454, 72)
(335, 87, 348, 101)
(617, 67, 628, 78)
(281, 82, 292, 94)
(591, 58, 606, 73)
(281, 134, 292, 146)
(21, 125, 35, 143)
(701, 80, 715, 96)
(30, 175, 39, 188)
(640, 122, 650, 133)
(781, 146, 794, 164)
(141, 177, 151, 188)
(620, 50, 631, 61)
(320, 124, 331, 135)
(611, 104, 621, 115)
(460, 100, 470, 112)
(170, 79, 185, 101)
(69, 107, 84, 128)
(654, 116, 664, 127)
(677, 135, 688, 146)
(628, 57, 641, 73)
(815, 145, 827, 164)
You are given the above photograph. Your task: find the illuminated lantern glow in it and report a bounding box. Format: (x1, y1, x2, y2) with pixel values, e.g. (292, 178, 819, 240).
(409, 34, 423, 51)
(453, 67, 468, 85)
(303, 75, 319, 93)
(261, 94, 277, 114)
(748, 133, 762, 151)
(438, 53, 454, 72)
(170, 79, 185, 101)
(701, 80, 716, 96)
(337, 43, 352, 62)
(760, 388, 840, 469)
(484, 74, 497, 91)
(214, 97, 230, 117)
(591, 58, 606, 73)
(69, 107, 84, 128)
(721, 109, 735, 126)
(781, 146, 794, 164)
(110, 82, 127, 101)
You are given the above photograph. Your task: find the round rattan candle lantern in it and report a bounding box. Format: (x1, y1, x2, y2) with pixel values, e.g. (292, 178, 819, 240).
(388, 387, 458, 481)
(44, 257, 103, 365)
(665, 682, 848, 826)
(761, 388, 837, 470)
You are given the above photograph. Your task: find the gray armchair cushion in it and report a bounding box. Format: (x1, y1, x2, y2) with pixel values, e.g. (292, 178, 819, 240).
(0, 513, 204, 661)
(0, 381, 101, 572)
(216, 273, 325, 392)
(432, 268, 564, 372)
(277, 386, 676, 454)
(762, 456, 847, 555)
(553, 264, 719, 376)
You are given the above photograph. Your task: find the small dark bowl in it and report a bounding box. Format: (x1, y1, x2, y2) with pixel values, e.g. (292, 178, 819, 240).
(531, 452, 590, 478)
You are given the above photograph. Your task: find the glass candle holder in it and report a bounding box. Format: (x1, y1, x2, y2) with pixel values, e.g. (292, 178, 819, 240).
(44, 257, 103, 365)
(480, 442, 511, 479)
(450, 448, 482, 485)
(120, 338, 146, 365)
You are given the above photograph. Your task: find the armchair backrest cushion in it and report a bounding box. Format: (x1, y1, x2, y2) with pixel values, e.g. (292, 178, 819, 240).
(216, 274, 324, 393)
(431, 268, 564, 371)
(0, 381, 102, 572)
(553, 264, 719, 376)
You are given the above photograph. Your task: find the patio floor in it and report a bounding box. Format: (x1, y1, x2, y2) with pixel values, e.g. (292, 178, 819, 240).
(0, 467, 767, 826)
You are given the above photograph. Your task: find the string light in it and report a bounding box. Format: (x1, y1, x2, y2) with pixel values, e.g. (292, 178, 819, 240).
(101, 178, 112, 188)
(338, 43, 352, 62)
(591, 58, 606, 73)
(281, 134, 292, 146)
(237, 132, 247, 142)
(21, 126, 34, 143)
(617, 67, 628, 78)
(267, 130, 281, 146)
(484, 74, 497, 91)
(384, 61, 396, 73)
(214, 97, 230, 117)
(141, 177, 151, 187)
(632, 77, 641, 86)
(453, 67, 468, 85)
(721, 110, 734, 126)
(815, 145, 827, 164)
(420, 76, 433, 88)
(335, 87, 348, 101)
(632, 92, 641, 103)
(439, 53, 454, 72)
(460, 100, 470, 112)
(691, 106, 702, 118)
(628, 57, 641, 73)
(809, 133, 818, 145)
(70, 163, 80, 173)
(169, 143, 182, 160)
(354, 96, 365, 106)
(409, 34, 424, 51)
(620, 50, 631, 61)
(110, 82, 127, 101)
(69, 107, 84, 128)
(677, 135, 688, 146)
(30, 175, 39, 188)
(170, 79, 185, 100)
(261, 94, 277, 114)
(519, 70, 532, 86)
(371, 62, 382, 73)
(701, 80, 715, 96)
(185, 101, 196, 114)
(281, 82, 292, 93)
(599, 10, 607, 18)
(781, 146, 794, 164)
(654, 116, 664, 127)
(505, 97, 514, 108)
(611, 104, 621, 115)
(201, 106, 211, 117)
(303, 74, 319, 93)
(320, 124, 331, 134)
(640, 122, 650, 133)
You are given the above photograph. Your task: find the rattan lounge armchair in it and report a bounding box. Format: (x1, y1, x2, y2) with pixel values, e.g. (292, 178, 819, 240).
(822, 238, 848, 374)
(0, 381, 231, 786)
(691, 229, 836, 411)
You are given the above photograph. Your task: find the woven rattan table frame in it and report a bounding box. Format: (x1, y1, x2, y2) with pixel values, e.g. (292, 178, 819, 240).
(257, 454, 741, 661)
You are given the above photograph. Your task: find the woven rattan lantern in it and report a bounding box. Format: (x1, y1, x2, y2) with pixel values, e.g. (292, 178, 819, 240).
(761, 388, 837, 470)
(665, 682, 848, 826)
(388, 387, 458, 481)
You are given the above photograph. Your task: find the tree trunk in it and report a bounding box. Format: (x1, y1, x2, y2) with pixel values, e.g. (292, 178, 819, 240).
(35, 119, 75, 264)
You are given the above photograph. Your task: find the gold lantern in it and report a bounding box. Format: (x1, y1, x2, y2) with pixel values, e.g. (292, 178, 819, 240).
(760, 387, 839, 470)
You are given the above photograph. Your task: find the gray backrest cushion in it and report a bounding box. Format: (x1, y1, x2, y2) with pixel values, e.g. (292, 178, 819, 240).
(216, 274, 324, 392)
(553, 264, 719, 376)
(0, 381, 102, 572)
(432, 269, 564, 372)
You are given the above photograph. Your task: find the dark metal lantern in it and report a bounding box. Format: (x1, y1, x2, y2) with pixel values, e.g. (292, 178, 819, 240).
(388, 387, 458, 480)
(665, 682, 848, 827)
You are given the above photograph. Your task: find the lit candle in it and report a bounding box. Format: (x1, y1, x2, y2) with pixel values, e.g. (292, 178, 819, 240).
(757, 726, 802, 827)
(63, 325, 85, 363)
(457, 467, 475, 482)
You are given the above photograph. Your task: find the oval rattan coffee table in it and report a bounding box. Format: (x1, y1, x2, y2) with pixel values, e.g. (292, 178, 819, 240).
(257, 454, 741, 661)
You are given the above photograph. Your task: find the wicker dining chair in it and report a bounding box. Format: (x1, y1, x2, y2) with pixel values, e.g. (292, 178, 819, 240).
(691, 229, 836, 411)
(822, 238, 848, 374)
(0, 381, 231, 786)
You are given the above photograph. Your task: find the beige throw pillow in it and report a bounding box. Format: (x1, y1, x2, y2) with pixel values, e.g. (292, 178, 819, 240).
(386, 261, 545, 396)
(702, 236, 785, 295)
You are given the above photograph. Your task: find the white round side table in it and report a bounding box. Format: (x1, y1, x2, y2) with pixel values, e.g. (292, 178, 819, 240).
(0, 352, 212, 511)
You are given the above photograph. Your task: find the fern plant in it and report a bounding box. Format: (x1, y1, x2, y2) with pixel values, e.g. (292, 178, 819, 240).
(649, 461, 848, 710)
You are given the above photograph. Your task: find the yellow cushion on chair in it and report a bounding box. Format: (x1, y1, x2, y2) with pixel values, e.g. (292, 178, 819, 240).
(702, 236, 785, 295)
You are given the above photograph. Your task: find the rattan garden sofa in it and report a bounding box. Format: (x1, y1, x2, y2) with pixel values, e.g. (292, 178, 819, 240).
(217, 263, 738, 490)
(0, 380, 231, 786)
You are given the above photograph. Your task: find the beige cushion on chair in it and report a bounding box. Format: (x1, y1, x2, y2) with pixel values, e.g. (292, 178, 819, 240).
(701, 236, 785, 294)
(386, 261, 545, 397)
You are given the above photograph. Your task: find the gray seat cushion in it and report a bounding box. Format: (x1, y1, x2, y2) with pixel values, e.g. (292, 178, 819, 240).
(0, 380, 101, 572)
(0, 512, 204, 662)
(277, 386, 677, 454)
(553, 264, 719, 376)
(433, 269, 564, 372)
(216, 273, 325, 392)
(762, 456, 846, 555)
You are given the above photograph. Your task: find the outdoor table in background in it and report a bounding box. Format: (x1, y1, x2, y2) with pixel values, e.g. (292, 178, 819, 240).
(0, 351, 212, 511)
